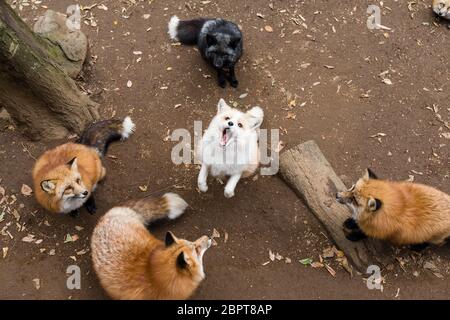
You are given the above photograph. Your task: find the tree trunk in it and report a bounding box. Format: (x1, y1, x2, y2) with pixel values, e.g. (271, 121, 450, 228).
(279, 140, 393, 272)
(0, 1, 99, 140)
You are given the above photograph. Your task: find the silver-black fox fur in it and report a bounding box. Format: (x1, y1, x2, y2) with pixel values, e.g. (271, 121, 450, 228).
(168, 16, 243, 88)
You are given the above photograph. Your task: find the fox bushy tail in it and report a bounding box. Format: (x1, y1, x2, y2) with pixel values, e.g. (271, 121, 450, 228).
(168, 16, 207, 45)
(79, 117, 135, 156)
(124, 193, 188, 225)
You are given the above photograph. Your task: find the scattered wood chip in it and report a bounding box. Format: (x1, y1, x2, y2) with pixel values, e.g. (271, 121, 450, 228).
(264, 25, 273, 33)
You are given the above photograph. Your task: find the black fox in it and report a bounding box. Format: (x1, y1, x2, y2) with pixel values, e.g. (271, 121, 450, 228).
(168, 16, 243, 88)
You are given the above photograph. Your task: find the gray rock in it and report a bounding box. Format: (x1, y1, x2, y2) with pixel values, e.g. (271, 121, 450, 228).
(34, 10, 88, 77)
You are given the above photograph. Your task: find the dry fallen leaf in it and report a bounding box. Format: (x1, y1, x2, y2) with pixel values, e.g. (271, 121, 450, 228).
(285, 112, 296, 120)
(340, 257, 353, 277)
(22, 234, 36, 243)
(64, 234, 78, 243)
(274, 141, 285, 153)
(311, 262, 324, 268)
(265, 25, 273, 33)
(212, 228, 220, 238)
(322, 247, 335, 259)
(21, 184, 33, 196)
(269, 250, 275, 261)
(325, 264, 336, 277)
(32, 278, 40, 290)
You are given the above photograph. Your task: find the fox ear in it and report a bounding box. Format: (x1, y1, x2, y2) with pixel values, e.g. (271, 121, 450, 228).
(165, 231, 177, 247)
(41, 180, 55, 193)
(67, 157, 78, 172)
(367, 197, 382, 212)
(176, 252, 188, 269)
(247, 106, 264, 129)
(217, 99, 231, 114)
(363, 168, 378, 181)
(206, 33, 216, 46)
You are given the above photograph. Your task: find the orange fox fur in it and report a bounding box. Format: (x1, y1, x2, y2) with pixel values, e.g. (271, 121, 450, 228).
(91, 193, 211, 300)
(32, 117, 135, 214)
(337, 169, 450, 246)
(33, 143, 105, 213)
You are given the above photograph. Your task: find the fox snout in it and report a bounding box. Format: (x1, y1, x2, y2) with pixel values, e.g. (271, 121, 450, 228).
(213, 56, 224, 69)
(78, 190, 89, 198)
(335, 191, 352, 204)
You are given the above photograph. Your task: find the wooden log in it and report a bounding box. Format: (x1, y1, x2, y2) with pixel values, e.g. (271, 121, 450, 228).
(0, 2, 98, 140)
(279, 140, 393, 272)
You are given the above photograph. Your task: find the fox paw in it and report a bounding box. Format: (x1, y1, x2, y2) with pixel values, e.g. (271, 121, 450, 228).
(218, 78, 226, 88)
(343, 218, 359, 230)
(198, 183, 208, 193)
(85, 198, 97, 215)
(69, 210, 80, 218)
(410, 243, 430, 252)
(344, 229, 367, 242)
(224, 189, 235, 198)
(229, 78, 239, 88)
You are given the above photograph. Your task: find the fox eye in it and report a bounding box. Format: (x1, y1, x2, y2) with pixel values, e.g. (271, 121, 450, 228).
(225, 116, 230, 121)
(238, 123, 243, 128)
(64, 187, 73, 195)
(76, 178, 81, 184)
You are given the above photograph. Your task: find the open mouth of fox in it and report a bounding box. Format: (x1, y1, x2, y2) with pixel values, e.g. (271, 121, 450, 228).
(220, 127, 233, 147)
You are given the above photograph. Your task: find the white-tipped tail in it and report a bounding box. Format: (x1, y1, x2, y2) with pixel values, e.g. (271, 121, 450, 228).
(120, 116, 136, 140)
(168, 15, 180, 41)
(164, 192, 188, 220)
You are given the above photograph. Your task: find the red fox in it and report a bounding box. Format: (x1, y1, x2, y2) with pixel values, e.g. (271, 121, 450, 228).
(336, 169, 450, 247)
(91, 193, 212, 300)
(32, 117, 135, 216)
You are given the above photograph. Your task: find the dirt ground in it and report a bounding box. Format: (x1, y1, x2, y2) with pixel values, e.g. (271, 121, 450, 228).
(0, 0, 449, 300)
